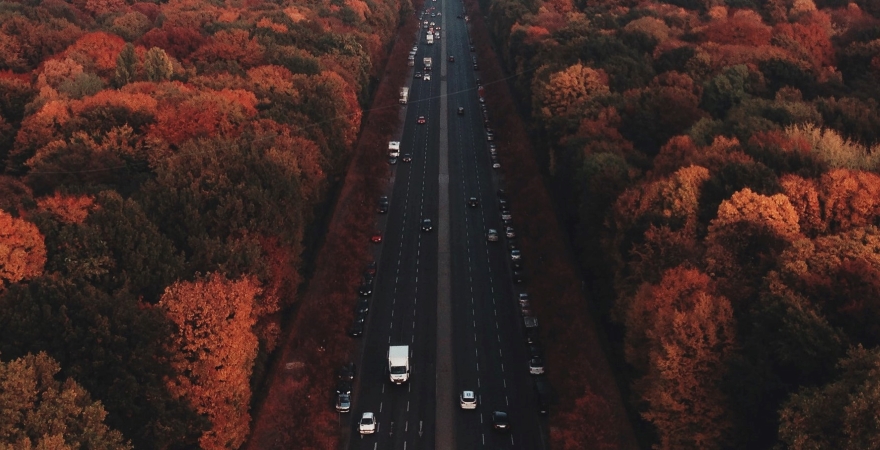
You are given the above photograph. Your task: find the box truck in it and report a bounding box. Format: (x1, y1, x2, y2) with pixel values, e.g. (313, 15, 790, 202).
(388, 141, 400, 158)
(388, 345, 410, 384)
(399, 87, 409, 104)
(424, 57, 432, 71)
(426, 33, 434, 44)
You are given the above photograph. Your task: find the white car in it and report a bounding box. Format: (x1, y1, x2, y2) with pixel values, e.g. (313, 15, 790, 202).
(460, 390, 477, 409)
(424, 73, 431, 81)
(359, 412, 377, 434)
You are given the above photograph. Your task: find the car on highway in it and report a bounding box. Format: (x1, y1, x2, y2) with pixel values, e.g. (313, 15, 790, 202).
(497, 189, 507, 199)
(501, 209, 511, 220)
(457, 106, 465, 115)
(424, 73, 431, 81)
(487, 229, 498, 242)
(470, 45, 475, 52)
(518, 292, 529, 305)
(388, 156, 397, 165)
(366, 260, 377, 275)
(505, 227, 516, 238)
(498, 198, 508, 209)
(513, 270, 524, 284)
(421, 218, 433, 232)
(377, 196, 389, 213)
(371, 231, 383, 243)
(448, 55, 454, 62)
(510, 248, 521, 261)
(413, 45, 418, 52)
(336, 393, 351, 412)
(473, 63, 479, 70)
(529, 357, 544, 375)
(460, 390, 477, 409)
(491, 155, 500, 169)
(358, 283, 372, 297)
(467, 197, 479, 207)
(521, 305, 533, 317)
(356, 298, 370, 314)
(486, 130, 495, 141)
(492, 411, 509, 431)
(354, 310, 367, 324)
(414, 71, 422, 78)
(336, 379, 352, 394)
(359, 412, 377, 434)
(417, 115, 426, 124)
(347, 322, 364, 337)
(338, 363, 357, 381)
(402, 153, 412, 162)
(528, 344, 543, 359)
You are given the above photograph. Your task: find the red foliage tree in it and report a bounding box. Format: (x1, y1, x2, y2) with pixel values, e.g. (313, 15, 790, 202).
(701, 10, 772, 47)
(139, 26, 206, 61)
(0, 209, 47, 288)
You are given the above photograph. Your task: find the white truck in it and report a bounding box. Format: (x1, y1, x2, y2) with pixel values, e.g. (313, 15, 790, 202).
(423, 57, 432, 72)
(388, 141, 400, 158)
(426, 33, 434, 44)
(399, 87, 409, 104)
(388, 345, 410, 384)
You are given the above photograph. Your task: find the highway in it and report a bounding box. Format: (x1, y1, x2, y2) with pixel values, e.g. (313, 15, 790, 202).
(345, 0, 547, 448)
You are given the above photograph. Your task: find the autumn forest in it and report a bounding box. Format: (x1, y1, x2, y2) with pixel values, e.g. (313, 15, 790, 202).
(2, 0, 880, 447)
(485, 0, 880, 447)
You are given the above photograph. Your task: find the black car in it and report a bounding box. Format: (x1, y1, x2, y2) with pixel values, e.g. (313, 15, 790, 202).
(356, 298, 370, 315)
(414, 71, 422, 78)
(421, 218, 433, 232)
(457, 106, 465, 115)
(336, 380, 352, 394)
(473, 64, 479, 70)
(528, 344, 543, 359)
(377, 196, 389, 214)
(388, 156, 398, 165)
(347, 321, 364, 337)
(358, 284, 373, 297)
(366, 261, 377, 275)
(354, 310, 368, 324)
(467, 197, 479, 207)
(338, 363, 357, 381)
(497, 189, 507, 200)
(492, 411, 509, 430)
(402, 153, 412, 162)
(470, 45, 475, 52)
(448, 55, 455, 62)
(513, 270, 524, 284)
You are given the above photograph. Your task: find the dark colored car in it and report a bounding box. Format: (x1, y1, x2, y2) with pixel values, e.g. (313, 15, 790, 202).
(448, 55, 455, 62)
(421, 218, 433, 232)
(366, 261, 377, 275)
(417, 115, 426, 124)
(492, 411, 509, 430)
(338, 362, 357, 381)
(336, 380, 352, 394)
(402, 153, 412, 162)
(358, 284, 372, 297)
(377, 196, 389, 213)
(513, 270, 524, 284)
(356, 298, 370, 315)
(467, 197, 479, 207)
(457, 107, 465, 115)
(347, 321, 364, 337)
(414, 71, 422, 78)
(371, 231, 383, 243)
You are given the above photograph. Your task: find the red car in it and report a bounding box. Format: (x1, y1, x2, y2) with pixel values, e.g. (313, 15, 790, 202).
(371, 231, 383, 243)
(417, 116, 426, 124)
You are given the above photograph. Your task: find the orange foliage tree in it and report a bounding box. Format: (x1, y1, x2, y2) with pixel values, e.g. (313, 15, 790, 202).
(158, 272, 263, 450)
(817, 169, 880, 234)
(0, 209, 47, 288)
(626, 266, 736, 450)
(704, 188, 801, 300)
(64, 32, 126, 79)
(36, 193, 95, 224)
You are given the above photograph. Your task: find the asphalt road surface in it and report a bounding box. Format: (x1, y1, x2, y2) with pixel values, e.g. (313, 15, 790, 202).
(344, 0, 548, 448)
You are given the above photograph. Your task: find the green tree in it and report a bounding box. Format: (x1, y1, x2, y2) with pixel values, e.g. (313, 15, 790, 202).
(114, 43, 137, 87)
(143, 47, 173, 82)
(701, 65, 751, 118)
(0, 352, 131, 449)
(778, 345, 880, 450)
